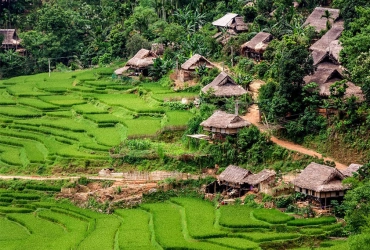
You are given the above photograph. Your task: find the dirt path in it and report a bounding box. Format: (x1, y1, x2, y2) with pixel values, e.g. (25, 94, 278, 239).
(243, 104, 347, 170)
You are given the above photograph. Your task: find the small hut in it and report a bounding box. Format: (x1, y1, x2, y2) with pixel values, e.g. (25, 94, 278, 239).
(245, 169, 276, 194)
(303, 7, 340, 33)
(341, 164, 362, 178)
(179, 54, 215, 82)
(218, 165, 253, 196)
(310, 21, 344, 65)
(200, 111, 251, 140)
(0, 29, 21, 49)
(114, 49, 158, 77)
(212, 13, 248, 33)
(240, 32, 272, 60)
(201, 72, 247, 97)
(293, 162, 348, 207)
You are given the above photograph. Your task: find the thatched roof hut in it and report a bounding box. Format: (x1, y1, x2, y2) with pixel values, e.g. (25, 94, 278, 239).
(303, 7, 340, 33)
(200, 111, 251, 135)
(304, 63, 364, 100)
(114, 49, 158, 76)
(181, 54, 214, 71)
(240, 32, 272, 59)
(179, 54, 215, 82)
(0, 29, 21, 48)
(218, 165, 252, 185)
(245, 169, 276, 186)
(212, 13, 248, 33)
(293, 162, 347, 193)
(310, 22, 344, 65)
(341, 164, 362, 177)
(201, 72, 247, 97)
(126, 49, 158, 69)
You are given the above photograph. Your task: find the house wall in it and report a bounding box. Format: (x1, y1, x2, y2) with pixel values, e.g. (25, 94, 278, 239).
(179, 70, 193, 82)
(294, 186, 345, 198)
(258, 176, 275, 195)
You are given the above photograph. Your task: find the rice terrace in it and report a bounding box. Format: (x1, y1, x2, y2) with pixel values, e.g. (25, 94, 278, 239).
(0, 68, 197, 172)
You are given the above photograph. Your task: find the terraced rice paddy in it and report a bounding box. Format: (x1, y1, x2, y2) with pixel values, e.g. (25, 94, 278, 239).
(0, 69, 197, 169)
(0, 193, 347, 250)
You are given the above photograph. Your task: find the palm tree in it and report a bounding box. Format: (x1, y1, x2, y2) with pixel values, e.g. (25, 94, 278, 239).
(321, 10, 334, 30)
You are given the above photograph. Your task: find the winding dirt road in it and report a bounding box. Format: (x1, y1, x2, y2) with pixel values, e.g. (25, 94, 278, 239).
(243, 104, 347, 170)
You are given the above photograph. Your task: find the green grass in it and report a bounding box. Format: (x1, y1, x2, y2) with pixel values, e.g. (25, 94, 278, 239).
(166, 111, 193, 126)
(219, 205, 270, 229)
(205, 237, 260, 250)
(235, 232, 300, 242)
(252, 208, 295, 224)
(73, 104, 108, 114)
(125, 118, 161, 136)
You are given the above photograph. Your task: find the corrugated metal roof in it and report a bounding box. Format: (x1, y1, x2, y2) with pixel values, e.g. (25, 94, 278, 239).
(212, 13, 239, 27)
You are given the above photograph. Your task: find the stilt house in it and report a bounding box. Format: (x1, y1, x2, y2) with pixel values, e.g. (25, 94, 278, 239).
(0, 29, 21, 49)
(200, 111, 251, 140)
(245, 169, 276, 195)
(218, 165, 253, 196)
(240, 32, 272, 60)
(293, 162, 349, 207)
(114, 49, 158, 76)
(201, 72, 247, 97)
(179, 54, 215, 82)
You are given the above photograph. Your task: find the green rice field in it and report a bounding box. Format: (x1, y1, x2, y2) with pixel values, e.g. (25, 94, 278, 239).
(0, 68, 198, 170)
(0, 193, 348, 250)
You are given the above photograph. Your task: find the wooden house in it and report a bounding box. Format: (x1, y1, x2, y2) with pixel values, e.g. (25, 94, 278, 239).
(341, 164, 362, 178)
(303, 7, 340, 33)
(293, 162, 349, 206)
(218, 165, 253, 196)
(0, 29, 21, 50)
(240, 32, 272, 60)
(212, 13, 248, 45)
(114, 49, 158, 76)
(201, 72, 247, 97)
(212, 13, 248, 33)
(200, 111, 251, 139)
(310, 21, 344, 65)
(245, 169, 276, 195)
(179, 54, 215, 82)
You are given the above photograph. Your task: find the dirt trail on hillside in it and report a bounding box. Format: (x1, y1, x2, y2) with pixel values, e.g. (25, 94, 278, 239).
(243, 104, 347, 170)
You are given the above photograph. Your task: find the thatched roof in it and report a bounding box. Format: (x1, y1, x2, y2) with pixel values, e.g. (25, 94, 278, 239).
(310, 22, 344, 65)
(200, 110, 251, 130)
(303, 7, 340, 32)
(114, 66, 130, 75)
(218, 165, 252, 184)
(293, 162, 347, 192)
(304, 66, 343, 86)
(245, 169, 276, 186)
(0, 29, 20, 47)
(126, 49, 158, 69)
(304, 63, 364, 100)
(181, 54, 215, 70)
(212, 13, 239, 27)
(202, 72, 247, 97)
(341, 164, 362, 177)
(328, 40, 342, 64)
(229, 17, 249, 32)
(240, 32, 272, 52)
